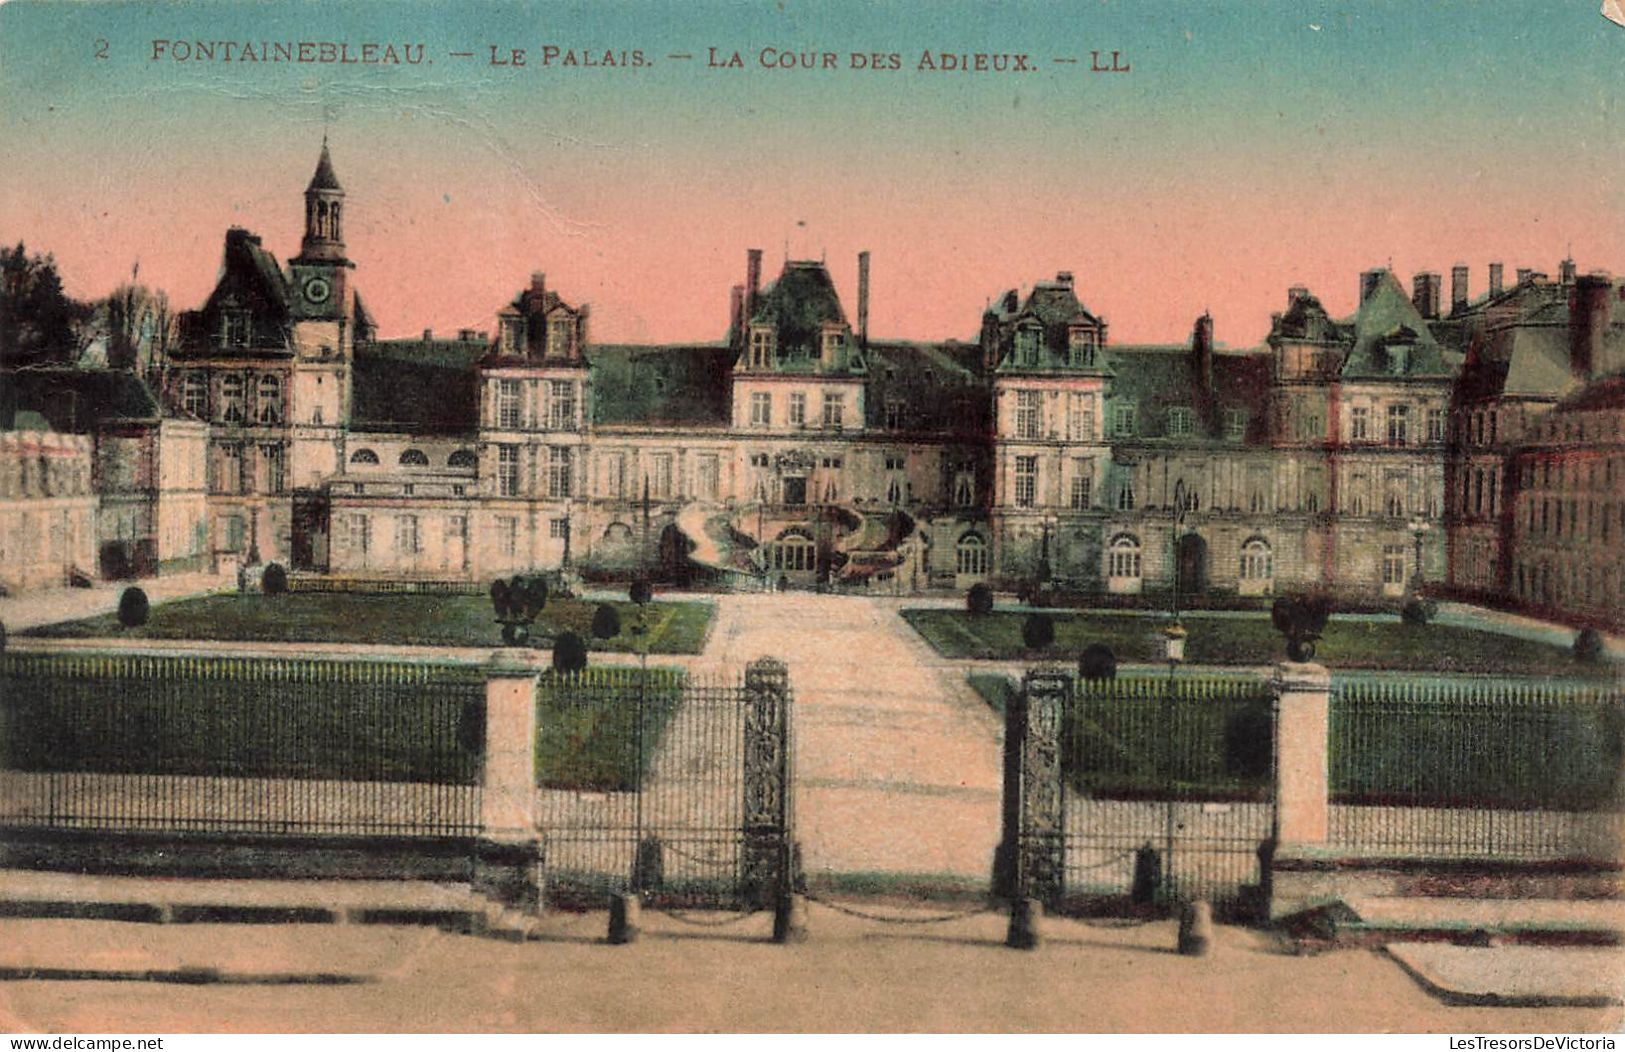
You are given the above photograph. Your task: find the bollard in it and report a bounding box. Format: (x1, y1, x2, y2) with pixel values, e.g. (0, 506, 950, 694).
(1131, 843, 1162, 906)
(1177, 899, 1213, 957)
(772, 892, 809, 944)
(607, 892, 641, 945)
(1005, 897, 1043, 950)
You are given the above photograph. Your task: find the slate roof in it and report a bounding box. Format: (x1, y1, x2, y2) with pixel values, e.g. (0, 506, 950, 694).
(307, 140, 343, 192)
(589, 344, 733, 428)
(174, 229, 292, 356)
(1104, 345, 1272, 442)
(987, 276, 1109, 374)
(1341, 272, 1452, 380)
(865, 341, 989, 435)
(0, 367, 161, 432)
(747, 261, 857, 372)
(351, 337, 485, 434)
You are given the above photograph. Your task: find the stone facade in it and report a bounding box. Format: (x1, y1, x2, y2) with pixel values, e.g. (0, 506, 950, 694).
(0, 428, 97, 591)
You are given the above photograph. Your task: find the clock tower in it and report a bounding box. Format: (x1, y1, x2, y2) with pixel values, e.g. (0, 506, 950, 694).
(289, 136, 353, 322)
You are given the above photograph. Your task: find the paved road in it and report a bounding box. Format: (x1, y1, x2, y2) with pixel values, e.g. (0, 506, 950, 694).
(701, 593, 1004, 880)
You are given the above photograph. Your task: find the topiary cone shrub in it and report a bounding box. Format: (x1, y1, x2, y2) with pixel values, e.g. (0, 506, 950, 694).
(1574, 627, 1605, 664)
(1022, 611, 1055, 651)
(117, 586, 150, 628)
(262, 562, 288, 596)
(591, 603, 622, 641)
(552, 630, 589, 673)
(967, 582, 994, 615)
(1078, 643, 1116, 681)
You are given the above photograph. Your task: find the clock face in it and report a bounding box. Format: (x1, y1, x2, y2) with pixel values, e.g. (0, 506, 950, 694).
(303, 276, 331, 304)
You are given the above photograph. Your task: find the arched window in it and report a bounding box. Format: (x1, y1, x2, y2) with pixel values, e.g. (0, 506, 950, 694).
(447, 449, 477, 469)
(257, 375, 281, 424)
(767, 531, 816, 572)
(349, 448, 379, 465)
(399, 449, 429, 467)
(1106, 534, 1142, 593)
(220, 374, 245, 423)
(1239, 537, 1274, 596)
(956, 533, 988, 576)
(602, 522, 634, 543)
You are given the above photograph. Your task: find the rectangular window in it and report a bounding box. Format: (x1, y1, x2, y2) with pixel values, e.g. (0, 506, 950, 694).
(1248, 467, 1271, 513)
(1014, 456, 1037, 508)
(1071, 394, 1096, 441)
(1350, 406, 1369, 442)
(789, 392, 807, 427)
(547, 446, 573, 498)
(1224, 409, 1248, 441)
(218, 443, 241, 494)
(497, 516, 518, 557)
(1426, 407, 1445, 443)
(1016, 391, 1041, 439)
(548, 380, 576, 430)
(650, 454, 674, 499)
(348, 515, 369, 554)
(1069, 460, 1093, 509)
(1068, 328, 1097, 367)
(1117, 477, 1136, 511)
(1382, 545, 1408, 585)
(606, 453, 626, 499)
(885, 400, 904, 430)
(822, 392, 845, 429)
(750, 391, 772, 427)
(549, 518, 569, 540)
(548, 317, 574, 357)
(696, 454, 720, 500)
(497, 380, 522, 429)
(1167, 407, 1193, 437)
(396, 515, 419, 555)
(497, 444, 520, 497)
(259, 443, 283, 494)
(1386, 404, 1410, 446)
(1111, 405, 1135, 438)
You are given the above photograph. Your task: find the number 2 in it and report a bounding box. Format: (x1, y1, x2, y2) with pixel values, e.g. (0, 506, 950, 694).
(94, 39, 109, 59)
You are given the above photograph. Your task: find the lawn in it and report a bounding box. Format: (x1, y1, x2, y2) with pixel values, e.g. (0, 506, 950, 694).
(534, 667, 685, 792)
(24, 592, 715, 655)
(906, 608, 1600, 676)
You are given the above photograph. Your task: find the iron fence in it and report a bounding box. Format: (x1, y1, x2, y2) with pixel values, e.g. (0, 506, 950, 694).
(1329, 676, 1624, 859)
(1062, 671, 1276, 909)
(0, 652, 484, 836)
(533, 661, 793, 909)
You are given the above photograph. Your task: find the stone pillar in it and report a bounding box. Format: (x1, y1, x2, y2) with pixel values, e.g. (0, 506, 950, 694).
(1272, 661, 1331, 848)
(994, 667, 1069, 906)
(474, 650, 543, 912)
(742, 657, 793, 909)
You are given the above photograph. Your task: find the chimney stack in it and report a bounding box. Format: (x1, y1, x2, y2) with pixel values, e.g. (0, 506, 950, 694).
(1560, 258, 1577, 285)
(1570, 273, 1612, 379)
(1056, 271, 1074, 288)
(422, 328, 433, 342)
(746, 249, 763, 320)
(1489, 262, 1504, 296)
(1193, 313, 1215, 398)
(857, 251, 871, 349)
(1359, 269, 1385, 305)
(1516, 268, 1533, 286)
(1451, 265, 1469, 313)
(729, 285, 745, 350)
(1412, 272, 1442, 320)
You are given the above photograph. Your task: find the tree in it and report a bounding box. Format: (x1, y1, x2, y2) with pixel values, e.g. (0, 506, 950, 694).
(104, 276, 176, 376)
(967, 582, 994, 615)
(0, 242, 91, 367)
(262, 562, 288, 596)
(1078, 643, 1117, 681)
(1574, 628, 1605, 664)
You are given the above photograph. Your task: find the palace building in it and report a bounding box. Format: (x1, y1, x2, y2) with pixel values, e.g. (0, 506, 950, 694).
(14, 141, 1619, 629)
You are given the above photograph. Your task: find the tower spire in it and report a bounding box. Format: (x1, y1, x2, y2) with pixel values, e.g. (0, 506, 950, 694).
(297, 138, 346, 262)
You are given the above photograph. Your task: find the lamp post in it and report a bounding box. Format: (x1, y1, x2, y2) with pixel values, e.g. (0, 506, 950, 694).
(1408, 516, 1430, 594)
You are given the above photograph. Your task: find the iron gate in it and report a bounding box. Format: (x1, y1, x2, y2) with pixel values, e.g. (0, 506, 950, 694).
(1002, 665, 1276, 914)
(534, 657, 795, 909)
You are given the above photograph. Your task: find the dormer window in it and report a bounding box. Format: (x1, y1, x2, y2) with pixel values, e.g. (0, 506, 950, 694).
(224, 311, 249, 348)
(1014, 326, 1039, 366)
(1068, 327, 1097, 367)
(749, 327, 775, 369)
(822, 329, 845, 365)
(548, 316, 574, 358)
(1167, 407, 1194, 437)
(499, 316, 524, 355)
